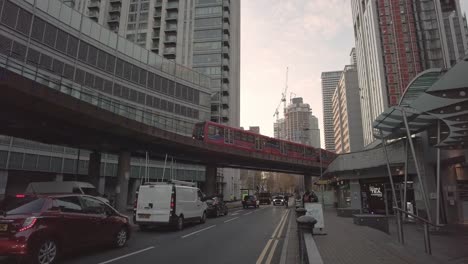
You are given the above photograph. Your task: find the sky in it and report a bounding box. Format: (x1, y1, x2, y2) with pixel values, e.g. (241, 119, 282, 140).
(240, 0, 468, 147)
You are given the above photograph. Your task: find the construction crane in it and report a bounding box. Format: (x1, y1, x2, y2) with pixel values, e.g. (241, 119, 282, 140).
(273, 67, 289, 121)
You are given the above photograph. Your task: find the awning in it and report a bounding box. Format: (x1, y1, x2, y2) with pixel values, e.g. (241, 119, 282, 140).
(373, 56, 468, 149)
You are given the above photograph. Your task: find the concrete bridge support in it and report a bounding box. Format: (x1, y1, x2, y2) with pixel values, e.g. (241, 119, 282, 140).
(115, 151, 131, 212)
(0, 170, 8, 200)
(88, 151, 104, 194)
(205, 165, 217, 196)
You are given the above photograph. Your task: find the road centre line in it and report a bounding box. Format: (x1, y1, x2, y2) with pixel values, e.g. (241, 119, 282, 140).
(256, 210, 289, 264)
(97, 246, 155, 264)
(256, 239, 273, 264)
(265, 239, 279, 264)
(277, 210, 290, 238)
(272, 211, 288, 238)
(224, 217, 239, 223)
(181, 225, 216, 239)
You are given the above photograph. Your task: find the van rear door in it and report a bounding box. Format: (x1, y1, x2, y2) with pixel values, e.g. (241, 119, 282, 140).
(136, 185, 172, 223)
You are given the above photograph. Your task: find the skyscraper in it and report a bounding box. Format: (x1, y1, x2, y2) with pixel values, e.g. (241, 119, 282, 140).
(285, 98, 320, 148)
(273, 118, 286, 139)
(321, 71, 342, 151)
(332, 65, 363, 154)
(351, 0, 468, 147)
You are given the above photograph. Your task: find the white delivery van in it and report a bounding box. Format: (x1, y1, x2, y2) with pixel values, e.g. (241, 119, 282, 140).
(135, 180, 207, 231)
(24, 181, 109, 204)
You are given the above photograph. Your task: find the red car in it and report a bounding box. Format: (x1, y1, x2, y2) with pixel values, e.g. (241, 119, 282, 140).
(0, 194, 131, 264)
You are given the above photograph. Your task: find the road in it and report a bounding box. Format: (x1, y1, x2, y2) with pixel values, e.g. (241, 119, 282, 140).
(1, 204, 292, 264)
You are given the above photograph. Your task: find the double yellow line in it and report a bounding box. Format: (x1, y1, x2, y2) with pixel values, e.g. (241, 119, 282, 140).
(256, 209, 290, 264)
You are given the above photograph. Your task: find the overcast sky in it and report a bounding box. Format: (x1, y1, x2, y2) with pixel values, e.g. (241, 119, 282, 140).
(240, 0, 468, 146)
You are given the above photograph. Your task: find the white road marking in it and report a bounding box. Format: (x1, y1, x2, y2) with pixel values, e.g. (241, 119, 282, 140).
(244, 211, 253, 215)
(265, 239, 279, 264)
(234, 209, 243, 213)
(231, 213, 239, 216)
(256, 239, 273, 264)
(272, 211, 288, 238)
(224, 217, 239, 223)
(97, 246, 155, 264)
(181, 225, 216, 239)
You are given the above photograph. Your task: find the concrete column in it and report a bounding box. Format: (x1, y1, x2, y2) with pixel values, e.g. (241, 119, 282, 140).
(205, 165, 217, 195)
(0, 170, 8, 200)
(350, 179, 362, 211)
(88, 151, 101, 180)
(304, 174, 312, 191)
(55, 174, 63, 182)
(97, 176, 105, 195)
(115, 151, 131, 212)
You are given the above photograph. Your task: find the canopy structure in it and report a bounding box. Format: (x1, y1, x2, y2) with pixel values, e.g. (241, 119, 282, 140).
(373, 57, 468, 149)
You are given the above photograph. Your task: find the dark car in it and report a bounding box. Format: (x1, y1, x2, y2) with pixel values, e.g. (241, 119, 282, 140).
(257, 192, 272, 205)
(0, 194, 131, 264)
(242, 195, 259, 208)
(206, 196, 228, 217)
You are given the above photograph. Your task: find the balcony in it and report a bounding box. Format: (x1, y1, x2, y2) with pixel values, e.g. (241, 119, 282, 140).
(166, 1, 179, 10)
(165, 25, 177, 32)
(154, 12, 162, 18)
(223, 22, 230, 34)
(222, 34, 230, 45)
(223, 11, 230, 22)
(164, 36, 177, 44)
(88, 11, 99, 19)
(152, 32, 160, 39)
(222, 71, 229, 82)
(222, 46, 230, 58)
(163, 53, 176, 59)
(155, 0, 162, 7)
(223, 58, 229, 70)
(164, 47, 176, 55)
(153, 21, 161, 28)
(166, 13, 178, 21)
(109, 0, 121, 3)
(109, 26, 119, 33)
(108, 16, 120, 24)
(108, 5, 121, 13)
(88, 1, 100, 9)
(223, 0, 230, 11)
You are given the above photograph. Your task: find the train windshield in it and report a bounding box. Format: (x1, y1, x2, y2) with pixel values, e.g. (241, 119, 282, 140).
(193, 123, 205, 140)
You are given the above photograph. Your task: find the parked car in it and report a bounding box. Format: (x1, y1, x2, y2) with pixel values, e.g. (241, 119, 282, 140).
(206, 195, 228, 217)
(25, 181, 109, 204)
(273, 195, 285, 206)
(242, 195, 259, 208)
(257, 192, 272, 205)
(0, 194, 130, 264)
(135, 180, 207, 231)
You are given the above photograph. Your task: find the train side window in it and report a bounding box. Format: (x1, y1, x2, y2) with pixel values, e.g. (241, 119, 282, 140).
(208, 125, 216, 136)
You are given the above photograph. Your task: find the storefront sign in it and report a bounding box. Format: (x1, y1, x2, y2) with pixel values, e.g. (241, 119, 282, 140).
(370, 186, 382, 197)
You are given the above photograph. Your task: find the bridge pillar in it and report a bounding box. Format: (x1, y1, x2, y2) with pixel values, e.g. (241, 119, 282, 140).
(88, 151, 103, 193)
(0, 170, 8, 200)
(115, 151, 131, 212)
(304, 174, 312, 191)
(205, 165, 217, 196)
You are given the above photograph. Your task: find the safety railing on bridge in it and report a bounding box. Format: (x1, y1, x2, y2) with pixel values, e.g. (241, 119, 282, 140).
(0, 50, 197, 137)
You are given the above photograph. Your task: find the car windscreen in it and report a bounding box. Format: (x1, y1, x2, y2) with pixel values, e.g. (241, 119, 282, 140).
(0, 197, 45, 215)
(81, 187, 99, 196)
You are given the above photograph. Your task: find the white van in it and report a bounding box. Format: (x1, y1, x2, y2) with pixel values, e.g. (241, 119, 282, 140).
(24, 181, 109, 204)
(135, 180, 207, 231)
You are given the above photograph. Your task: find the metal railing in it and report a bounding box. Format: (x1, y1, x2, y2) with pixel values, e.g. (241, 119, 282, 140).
(0, 50, 197, 137)
(393, 207, 443, 255)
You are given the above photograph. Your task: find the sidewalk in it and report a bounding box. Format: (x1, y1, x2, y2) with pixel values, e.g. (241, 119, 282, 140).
(311, 209, 443, 264)
(388, 218, 468, 263)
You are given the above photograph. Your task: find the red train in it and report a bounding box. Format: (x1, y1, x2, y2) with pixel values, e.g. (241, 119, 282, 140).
(192, 121, 337, 166)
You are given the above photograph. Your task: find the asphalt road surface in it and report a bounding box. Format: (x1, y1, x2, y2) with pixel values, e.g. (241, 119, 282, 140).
(1, 204, 292, 264)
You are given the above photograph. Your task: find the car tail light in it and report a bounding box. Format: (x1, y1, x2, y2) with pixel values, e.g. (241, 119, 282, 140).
(19, 217, 37, 232)
(15, 194, 26, 198)
(170, 193, 175, 211)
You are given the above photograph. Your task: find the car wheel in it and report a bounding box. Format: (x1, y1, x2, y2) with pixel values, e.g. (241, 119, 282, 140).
(32, 239, 58, 264)
(200, 212, 206, 224)
(176, 216, 184, 231)
(114, 227, 128, 248)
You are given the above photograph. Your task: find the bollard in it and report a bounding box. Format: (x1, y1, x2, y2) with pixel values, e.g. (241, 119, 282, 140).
(297, 215, 317, 234)
(295, 207, 307, 218)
